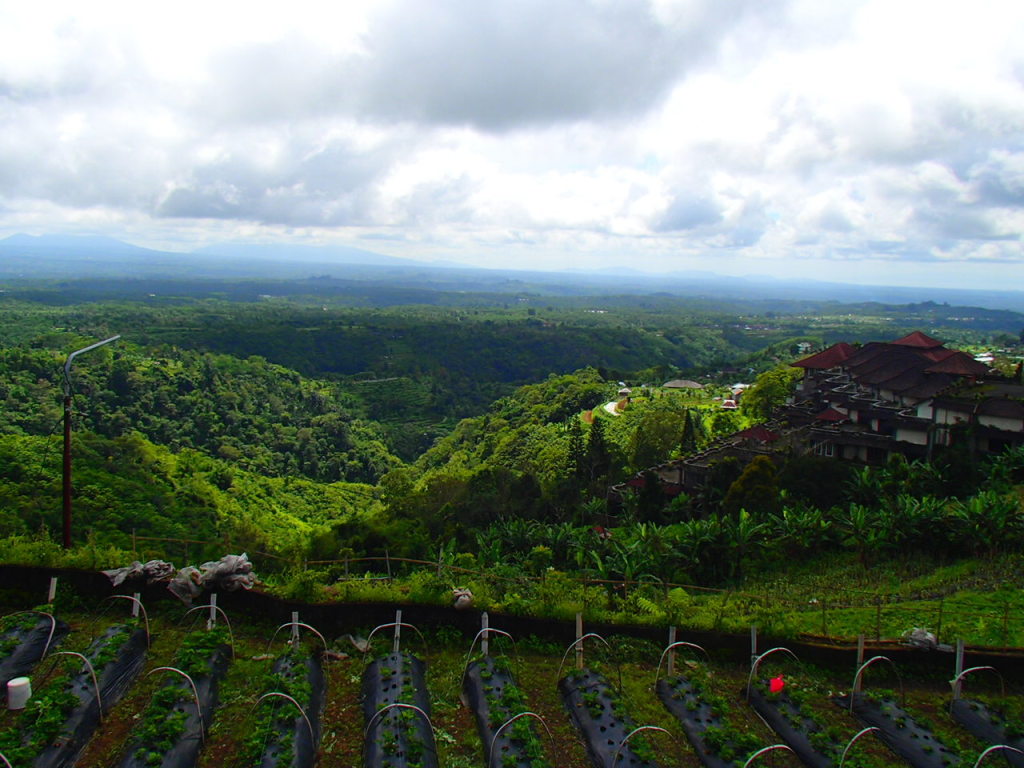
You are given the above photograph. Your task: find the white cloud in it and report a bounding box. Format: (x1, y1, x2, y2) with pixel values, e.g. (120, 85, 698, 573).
(1, 0, 1023, 288)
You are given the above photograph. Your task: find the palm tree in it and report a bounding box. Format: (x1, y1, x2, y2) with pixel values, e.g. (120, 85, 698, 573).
(949, 490, 1022, 557)
(720, 509, 767, 580)
(838, 502, 881, 566)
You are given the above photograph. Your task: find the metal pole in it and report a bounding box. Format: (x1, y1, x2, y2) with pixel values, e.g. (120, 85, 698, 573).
(62, 393, 73, 548)
(62, 335, 120, 549)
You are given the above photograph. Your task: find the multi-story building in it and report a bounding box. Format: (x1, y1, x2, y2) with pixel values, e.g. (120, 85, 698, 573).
(614, 331, 1024, 503)
(790, 331, 1022, 464)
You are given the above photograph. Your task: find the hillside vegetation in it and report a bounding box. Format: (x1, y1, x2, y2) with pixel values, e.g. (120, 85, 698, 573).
(1, 281, 1024, 646)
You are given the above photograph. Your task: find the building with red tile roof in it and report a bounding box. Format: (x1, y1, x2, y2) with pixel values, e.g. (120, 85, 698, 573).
(613, 332, 1023, 506)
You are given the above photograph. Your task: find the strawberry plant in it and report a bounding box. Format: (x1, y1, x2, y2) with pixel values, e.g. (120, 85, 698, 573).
(463, 654, 549, 768)
(120, 626, 231, 768)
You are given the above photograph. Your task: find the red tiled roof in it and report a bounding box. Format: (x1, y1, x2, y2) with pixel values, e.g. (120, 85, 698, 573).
(842, 342, 892, 370)
(814, 408, 848, 422)
(792, 342, 855, 370)
(891, 330, 944, 349)
(735, 425, 781, 442)
(900, 373, 954, 399)
(858, 357, 923, 385)
(924, 352, 989, 377)
(922, 347, 958, 363)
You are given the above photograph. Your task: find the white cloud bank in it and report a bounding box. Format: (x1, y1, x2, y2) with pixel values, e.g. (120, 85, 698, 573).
(1, 0, 1023, 288)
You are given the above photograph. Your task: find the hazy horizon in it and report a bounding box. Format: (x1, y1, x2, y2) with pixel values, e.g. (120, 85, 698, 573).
(2, 1, 1023, 291)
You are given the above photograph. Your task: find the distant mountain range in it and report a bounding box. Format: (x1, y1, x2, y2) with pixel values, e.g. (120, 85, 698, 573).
(2, 232, 1024, 312)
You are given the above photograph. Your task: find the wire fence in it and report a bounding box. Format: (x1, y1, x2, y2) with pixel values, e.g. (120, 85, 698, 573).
(126, 532, 1024, 650)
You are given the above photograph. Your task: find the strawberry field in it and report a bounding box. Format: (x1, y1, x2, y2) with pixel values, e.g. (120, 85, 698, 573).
(0, 574, 1022, 768)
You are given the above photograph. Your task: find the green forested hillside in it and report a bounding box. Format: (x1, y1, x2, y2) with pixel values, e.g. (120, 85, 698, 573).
(0, 431, 379, 557)
(0, 342, 399, 484)
(1, 283, 1023, 610)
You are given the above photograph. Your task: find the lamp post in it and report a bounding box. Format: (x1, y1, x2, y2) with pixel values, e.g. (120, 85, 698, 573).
(62, 335, 120, 549)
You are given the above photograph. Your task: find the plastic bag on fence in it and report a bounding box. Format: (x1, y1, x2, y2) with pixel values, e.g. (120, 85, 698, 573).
(167, 554, 255, 605)
(199, 553, 255, 592)
(903, 627, 937, 650)
(102, 559, 176, 587)
(168, 566, 204, 604)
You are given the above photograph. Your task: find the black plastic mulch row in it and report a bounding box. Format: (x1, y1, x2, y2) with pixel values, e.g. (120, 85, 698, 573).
(562, 668, 657, 768)
(834, 694, 959, 768)
(33, 625, 149, 768)
(657, 677, 738, 768)
(743, 685, 832, 768)
(117, 645, 232, 768)
(257, 653, 326, 768)
(362, 652, 437, 768)
(950, 699, 1024, 768)
(463, 657, 546, 768)
(0, 616, 70, 705)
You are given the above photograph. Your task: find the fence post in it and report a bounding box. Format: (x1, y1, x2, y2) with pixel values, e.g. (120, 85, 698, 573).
(820, 599, 827, 636)
(875, 595, 882, 641)
(667, 626, 676, 676)
(481, 612, 489, 657)
(575, 613, 584, 670)
(855, 635, 865, 692)
(936, 599, 944, 644)
(131, 529, 137, 556)
(386, 550, 392, 581)
(1002, 603, 1010, 650)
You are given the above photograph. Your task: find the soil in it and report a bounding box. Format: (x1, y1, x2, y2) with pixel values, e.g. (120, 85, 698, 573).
(5, 603, 1021, 768)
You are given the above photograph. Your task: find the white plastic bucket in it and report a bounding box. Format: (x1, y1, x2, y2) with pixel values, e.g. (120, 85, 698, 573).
(7, 676, 31, 709)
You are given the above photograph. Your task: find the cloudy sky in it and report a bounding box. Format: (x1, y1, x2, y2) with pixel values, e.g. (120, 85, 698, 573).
(2, 0, 1023, 289)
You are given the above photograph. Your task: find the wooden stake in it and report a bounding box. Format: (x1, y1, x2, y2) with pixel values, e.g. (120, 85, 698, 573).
(575, 613, 584, 670)
(393, 609, 402, 656)
(668, 626, 677, 676)
(132, 593, 141, 618)
(481, 612, 489, 657)
(855, 635, 865, 692)
(47, 577, 58, 604)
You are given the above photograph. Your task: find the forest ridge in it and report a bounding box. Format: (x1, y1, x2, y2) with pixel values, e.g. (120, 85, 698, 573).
(1, 280, 1023, 615)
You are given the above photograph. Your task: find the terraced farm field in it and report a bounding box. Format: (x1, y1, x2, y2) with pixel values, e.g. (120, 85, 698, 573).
(1, 579, 1022, 768)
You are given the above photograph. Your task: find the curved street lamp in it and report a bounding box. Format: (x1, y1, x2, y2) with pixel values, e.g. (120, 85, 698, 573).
(63, 335, 120, 548)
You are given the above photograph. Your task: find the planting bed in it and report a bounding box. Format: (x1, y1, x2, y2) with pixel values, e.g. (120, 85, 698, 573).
(950, 698, 1024, 768)
(835, 693, 959, 768)
(0, 621, 147, 768)
(463, 654, 549, 768)
(561, 667, 657, 768)
(2, 585, 1024, 768)
(117, 627, 231, 768)
(744, 680, 833, 768)
(657, 670, 762, 768)
(0, 611, 69, 703)
(362, 651, 437, 768)
(248, 649, 326, 768)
